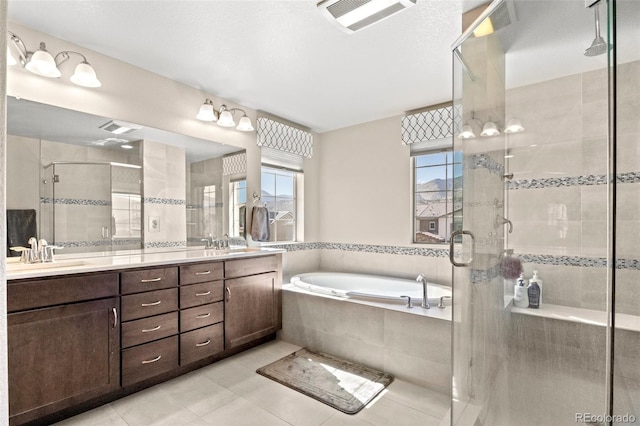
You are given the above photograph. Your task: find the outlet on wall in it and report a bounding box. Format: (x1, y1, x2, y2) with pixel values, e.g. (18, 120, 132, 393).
(148, 216, 160, 232)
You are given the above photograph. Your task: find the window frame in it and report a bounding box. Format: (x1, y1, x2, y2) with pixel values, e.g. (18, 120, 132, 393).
(260, 165, 298, 243)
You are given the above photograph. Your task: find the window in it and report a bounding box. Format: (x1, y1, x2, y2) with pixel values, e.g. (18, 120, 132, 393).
(202, 185, 217, 237)
(261, 166, 297, 242)
(230, 179, 246, 238)
(413, 150, 462, 243)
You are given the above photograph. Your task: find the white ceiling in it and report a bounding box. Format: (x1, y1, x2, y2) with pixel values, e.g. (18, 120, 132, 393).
(7, 1, 638, 133)
(7, 0, 488, 133)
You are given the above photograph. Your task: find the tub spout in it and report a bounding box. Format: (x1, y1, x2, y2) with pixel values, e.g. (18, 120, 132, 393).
(416, 274, 430, 309)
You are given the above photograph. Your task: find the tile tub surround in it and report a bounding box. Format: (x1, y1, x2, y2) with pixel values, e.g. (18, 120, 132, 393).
(279, 286, 452, 394)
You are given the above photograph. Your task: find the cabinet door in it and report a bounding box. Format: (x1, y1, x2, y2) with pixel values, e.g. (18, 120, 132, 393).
(8, 297, 120, 424)
(224, 272, 276, 349)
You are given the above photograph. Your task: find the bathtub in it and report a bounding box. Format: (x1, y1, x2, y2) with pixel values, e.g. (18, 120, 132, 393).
(281, 271, 452, 392)
(290, 271, 451, 306)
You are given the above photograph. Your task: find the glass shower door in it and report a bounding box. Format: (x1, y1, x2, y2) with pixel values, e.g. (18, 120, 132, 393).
(450, 13, 509, 424)
(51, 163, 112, 253)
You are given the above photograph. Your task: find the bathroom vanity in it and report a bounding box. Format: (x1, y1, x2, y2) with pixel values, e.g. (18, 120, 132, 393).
(6, 248, 283, 426)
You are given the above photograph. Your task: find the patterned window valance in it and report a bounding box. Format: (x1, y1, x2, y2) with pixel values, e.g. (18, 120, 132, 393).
(257, 117, 313, 158)
(223, 152, 247, 176)
(401, 104, 461, 145)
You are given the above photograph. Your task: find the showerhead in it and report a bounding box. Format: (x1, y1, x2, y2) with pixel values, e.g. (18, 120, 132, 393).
(584, 4, 608, 57)
(585, 36, 607, 57)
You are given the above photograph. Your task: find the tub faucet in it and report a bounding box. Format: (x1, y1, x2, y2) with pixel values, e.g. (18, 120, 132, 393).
(416, 274, 430, 309)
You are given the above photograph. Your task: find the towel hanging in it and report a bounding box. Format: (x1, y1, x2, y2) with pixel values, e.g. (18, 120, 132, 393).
(250, 206, 270, 242)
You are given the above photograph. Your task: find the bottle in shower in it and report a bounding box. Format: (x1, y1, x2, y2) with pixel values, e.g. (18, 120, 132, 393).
(528, 272, 541, 309)
(529, 270, 543, 306)
(513, 273, 529, 308)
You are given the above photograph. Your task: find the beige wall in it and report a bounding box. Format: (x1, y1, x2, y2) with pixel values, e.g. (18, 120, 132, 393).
(317, 115, 411, 245)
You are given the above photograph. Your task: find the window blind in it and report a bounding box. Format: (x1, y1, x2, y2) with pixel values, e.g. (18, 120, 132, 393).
(402, 103, 460, 155)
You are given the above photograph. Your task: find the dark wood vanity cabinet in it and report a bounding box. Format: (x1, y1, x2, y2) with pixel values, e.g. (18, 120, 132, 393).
(120, 266, 179, 387)
(179, 261, 225, 365)
(7, 273, 120, 426)
(224, 256, 279, 349)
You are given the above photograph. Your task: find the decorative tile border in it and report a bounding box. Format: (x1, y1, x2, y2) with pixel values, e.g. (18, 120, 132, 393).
(144, 241, 187, 249)
(54, 239, 141, 248)
(269, 242, 450, 258)
(467, 153, 505, 177)
(471, 263, 502, 284)
(40, 197, 111, 206)
(143, 197, 186, 205)
(507, 172, 640, 190)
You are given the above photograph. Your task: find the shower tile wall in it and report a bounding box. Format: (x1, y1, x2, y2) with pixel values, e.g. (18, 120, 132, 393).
(505, 60, 640, 424)
(142, 139, 187, 248)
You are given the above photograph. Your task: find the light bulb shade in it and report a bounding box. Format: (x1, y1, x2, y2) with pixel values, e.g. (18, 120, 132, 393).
(196, 101, 217, 122)
(236, 115, 254, 132)
(7, 47, 17, 66)
(25, 44, 61, 78)
(70, 61, 101, 87)
(504, 118, 524, 134)
(217, 110, 236, 127)
(457, 123, 476, 139)
(480, 121, 500, 137)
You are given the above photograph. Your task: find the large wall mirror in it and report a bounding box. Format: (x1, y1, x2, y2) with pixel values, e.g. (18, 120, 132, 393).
(6, 97, 246, 257)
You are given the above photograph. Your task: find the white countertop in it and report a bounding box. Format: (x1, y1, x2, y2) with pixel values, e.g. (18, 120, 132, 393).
(6, 246, 285, 280)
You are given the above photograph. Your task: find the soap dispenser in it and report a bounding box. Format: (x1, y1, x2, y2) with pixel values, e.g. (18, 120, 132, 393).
(513, 273, 529, 308)
(528, 270, 543, 308)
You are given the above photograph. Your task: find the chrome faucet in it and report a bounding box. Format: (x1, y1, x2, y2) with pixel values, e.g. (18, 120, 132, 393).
(28, 237, 40, 263)
(201, 234, 215, 249)
(416, 274, 430, 309)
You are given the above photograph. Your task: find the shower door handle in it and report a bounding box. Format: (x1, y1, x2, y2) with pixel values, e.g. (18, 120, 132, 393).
(449, 230, 475, 267)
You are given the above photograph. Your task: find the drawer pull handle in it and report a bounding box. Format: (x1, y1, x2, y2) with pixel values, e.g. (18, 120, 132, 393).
(112, 307, 118, 329)
(196, 291, 211, 297)
(141, 355, 162, 364)
(196, 339, 211, 347)
(225, 287, 231, 301)
(141, 300, 162, 307)
(140, 277, 162, 283)
(142, 325, 162, 333)
(196, 312, 211, 319)
(195, 270, 211, 275)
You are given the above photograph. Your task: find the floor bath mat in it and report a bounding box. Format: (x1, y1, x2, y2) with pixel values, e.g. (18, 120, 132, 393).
(256, 348, 393, 414)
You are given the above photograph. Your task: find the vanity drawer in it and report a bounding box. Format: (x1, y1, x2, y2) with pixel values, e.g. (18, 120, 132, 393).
(121, 311, 178, 348)
(180, 302, 223, 332)
(224, 255, 277, 279)
(122, 336, 179, 387)
(180, 281, 224, 308)
(180, 262, 223, 285)
(8, 272, 118, 312)
(121, 267, 178, 295)
(121, 288, 178, 321)
(180, 323, 224, 365)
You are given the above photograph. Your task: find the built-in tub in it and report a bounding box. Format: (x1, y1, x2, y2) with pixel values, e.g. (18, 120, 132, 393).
(281, 271, 452, 392)
(290, 271, 451, 306)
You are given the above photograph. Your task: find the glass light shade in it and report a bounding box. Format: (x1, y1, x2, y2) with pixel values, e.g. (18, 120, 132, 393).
(25, 44, 61, 78)
(196, 102, 217, 122)
(480, 121, 500, 137)
(504, 118, 525, 134)
(217, 110, 236, 127)
(70, 61, 101, 87)
(457, 123, 476, 139)
(236, 115, 254, 132)
(7, 47, 17, 66)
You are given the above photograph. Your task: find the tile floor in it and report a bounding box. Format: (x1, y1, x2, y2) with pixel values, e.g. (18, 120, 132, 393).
(55, 339, 450, 426)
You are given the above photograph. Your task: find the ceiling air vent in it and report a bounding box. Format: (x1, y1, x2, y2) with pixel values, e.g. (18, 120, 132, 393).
(99, 120, 142, 135)
(317, 0, 416, 33)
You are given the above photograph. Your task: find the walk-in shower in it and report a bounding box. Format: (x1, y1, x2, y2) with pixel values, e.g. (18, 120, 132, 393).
(40, 161, 142, 254)
(450, 0, 639, 424)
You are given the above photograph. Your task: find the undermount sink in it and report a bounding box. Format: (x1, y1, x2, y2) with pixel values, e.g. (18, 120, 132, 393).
(6, 259, 89, 272)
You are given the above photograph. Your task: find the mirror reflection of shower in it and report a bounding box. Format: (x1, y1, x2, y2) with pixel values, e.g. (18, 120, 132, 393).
(41, 161, 142, 254)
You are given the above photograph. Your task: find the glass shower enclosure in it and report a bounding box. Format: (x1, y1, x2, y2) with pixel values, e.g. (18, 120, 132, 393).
(40, 162, 142, 254)
(450, 0, 639, 424)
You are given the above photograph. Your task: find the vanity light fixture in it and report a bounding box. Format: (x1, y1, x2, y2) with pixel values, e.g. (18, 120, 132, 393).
(504, 118, 525, 134)
(480, 121, 500, 137)
(458, 124, 476, 139)
(196, 99, 254, 132)
(7, 31, 101, 88)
